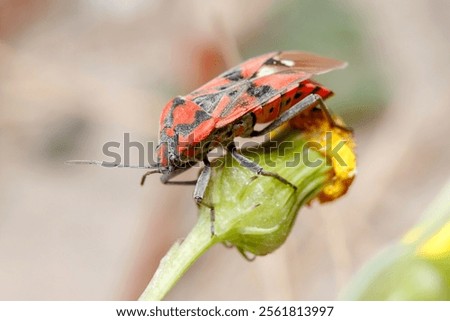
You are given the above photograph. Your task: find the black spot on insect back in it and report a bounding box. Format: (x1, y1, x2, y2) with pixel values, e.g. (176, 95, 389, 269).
(264, 57, 279, 65)
(246, 84, 274, 99)
(294, 91, 302, 99)
(224, 69, 243, 82)
(193, 93, 223, 114)
(311, 86, 321, 94)
(228, 90, 238, 97)
(264, 56, 295, 67)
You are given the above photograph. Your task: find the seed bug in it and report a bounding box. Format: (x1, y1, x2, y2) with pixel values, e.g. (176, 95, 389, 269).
(70, 51, 348, 234)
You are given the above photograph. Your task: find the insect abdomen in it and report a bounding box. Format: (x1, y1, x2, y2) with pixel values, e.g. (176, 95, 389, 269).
(254, 80, 333, 124)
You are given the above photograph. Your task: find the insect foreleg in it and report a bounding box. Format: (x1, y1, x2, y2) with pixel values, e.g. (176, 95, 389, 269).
(193, 158, 216, 236)
(193, 158, 211, 203)
(160, 169, 198, 185)
(140, 170, 161, 185)
(227, 142, 296, 190)
(151, 162, 199, 186)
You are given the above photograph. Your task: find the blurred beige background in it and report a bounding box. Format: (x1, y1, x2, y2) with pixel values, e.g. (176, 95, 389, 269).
(0, 0, 449, 300)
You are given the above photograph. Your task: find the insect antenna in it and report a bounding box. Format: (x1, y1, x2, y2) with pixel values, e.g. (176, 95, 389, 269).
(66, 160, 161, 186)
(65, 160, 158, 169)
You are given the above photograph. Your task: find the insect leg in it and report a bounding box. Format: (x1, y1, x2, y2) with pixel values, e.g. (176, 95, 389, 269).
(227, 142, 296, 190)
(250, 94, 320, 137)
(156, 162, 199, 185)
(140, 170, 161, 185)
(150, 159, 215, 236)
(193, 158, 216, 236)
(193, 158, 211, 203)
(238, 248, 256, 262)
(315, 96, 353, 132)
(141, 170, 197, 185)
(250, 94, 352, 137)
(159, 171, 198, 185)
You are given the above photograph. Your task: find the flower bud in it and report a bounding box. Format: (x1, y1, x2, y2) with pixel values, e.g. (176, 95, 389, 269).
(202, 112, 356, 256)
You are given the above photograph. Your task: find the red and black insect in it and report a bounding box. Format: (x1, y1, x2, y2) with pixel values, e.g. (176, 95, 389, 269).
(142, 51, 346, 207)
(70, 51, 347, 232)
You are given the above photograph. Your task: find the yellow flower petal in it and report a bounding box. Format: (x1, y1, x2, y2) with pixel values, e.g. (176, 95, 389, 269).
(418, 222, 450, 259)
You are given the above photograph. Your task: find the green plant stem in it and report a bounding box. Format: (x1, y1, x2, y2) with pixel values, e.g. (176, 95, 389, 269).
(138, 213, 217, 301)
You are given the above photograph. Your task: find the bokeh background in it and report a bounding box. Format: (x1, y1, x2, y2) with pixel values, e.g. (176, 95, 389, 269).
(1, 0, 449, 300)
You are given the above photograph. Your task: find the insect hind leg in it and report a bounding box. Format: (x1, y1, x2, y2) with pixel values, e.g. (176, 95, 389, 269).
(314, 96, 353, 132)
(250, 94, 320, 137)
(250, 94, 352, 137)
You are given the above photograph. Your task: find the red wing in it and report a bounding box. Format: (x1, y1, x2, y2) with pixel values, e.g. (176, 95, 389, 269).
(189, 51, 345, 97)
(187, 52, 278, 97)
(212, 72, 308, 128)
(181, 51, 346, 128)
(213, 51, 346, 128)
